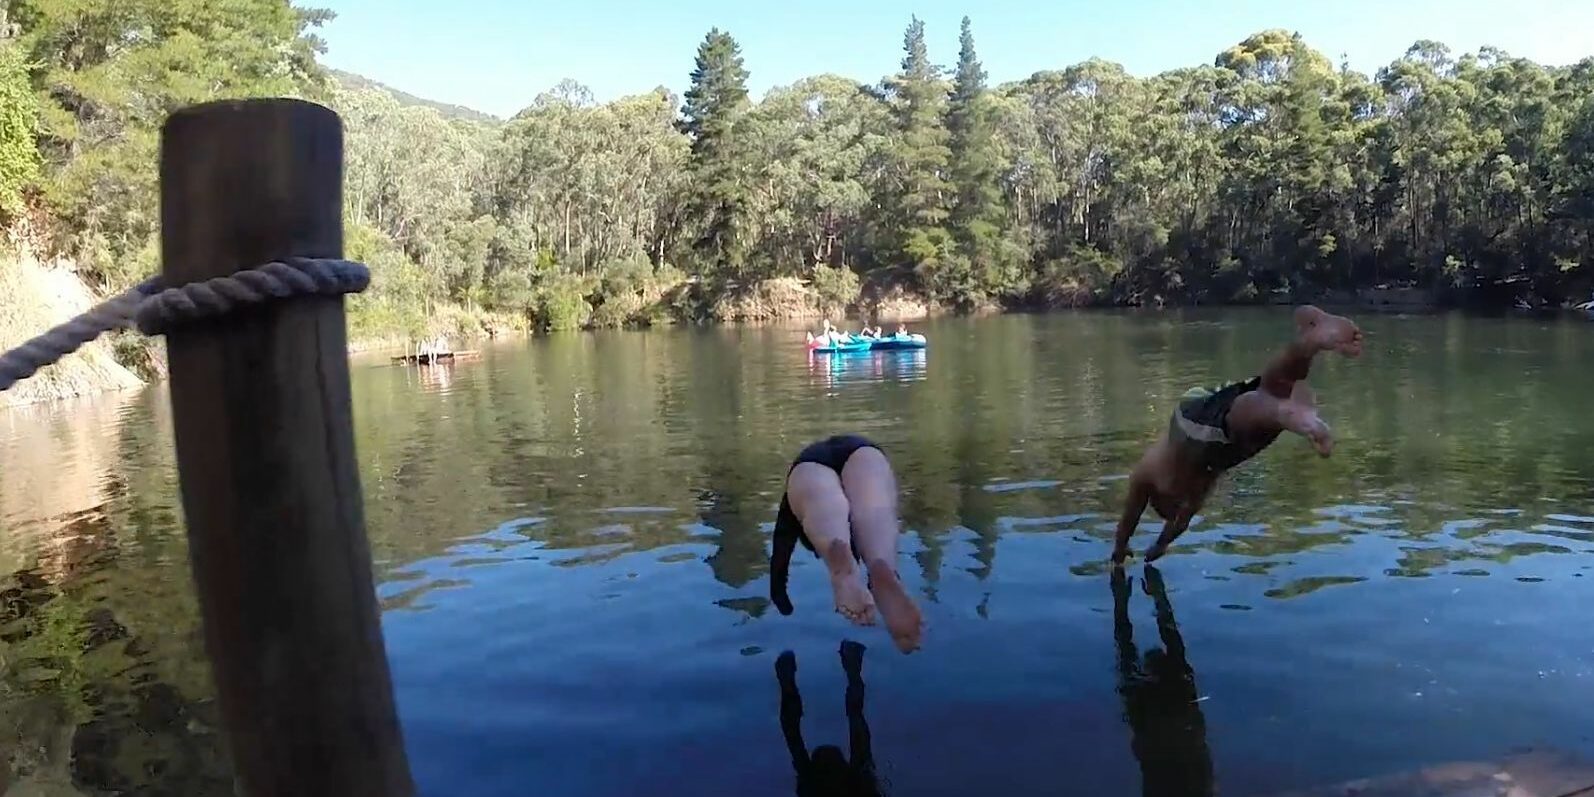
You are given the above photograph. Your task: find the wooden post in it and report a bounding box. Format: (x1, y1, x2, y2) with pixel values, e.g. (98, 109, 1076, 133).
(160, 99, 414, 796)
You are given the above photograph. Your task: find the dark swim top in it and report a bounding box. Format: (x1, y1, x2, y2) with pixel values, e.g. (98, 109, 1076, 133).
(1167, 377, 1278, 473)
(770, 435, 881, 615)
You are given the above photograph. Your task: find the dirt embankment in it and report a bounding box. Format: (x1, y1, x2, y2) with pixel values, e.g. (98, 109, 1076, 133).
(703, 276, 943, 323)
(859, 284, 937, 321)
(705, 277, 838, 321)
(0, 246, 143, 408)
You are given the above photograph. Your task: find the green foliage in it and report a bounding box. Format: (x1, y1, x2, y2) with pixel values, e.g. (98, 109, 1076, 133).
(810, 264, 861, 311)
(680, 28, 753, 278)
(10, 0, 330, 288)
(0, 43, 39, 221)
(882, 16, 954, 286)
(7, 10, 1594, 348)
(535, 273, 593, 331)
(590, 259, 686, 327)
(488, 83, 686, 283)
(1033, 245, 1123, 307)
(346, 220, 430, 341)
(946, 17, 1015, 306)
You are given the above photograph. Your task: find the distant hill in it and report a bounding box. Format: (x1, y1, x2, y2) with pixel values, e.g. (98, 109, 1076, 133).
(330, 69, 499, 124)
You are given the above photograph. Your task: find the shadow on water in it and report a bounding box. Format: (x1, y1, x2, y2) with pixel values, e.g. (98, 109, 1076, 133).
(1112, 566, 1214, 797)
(776, 641, 882, 797)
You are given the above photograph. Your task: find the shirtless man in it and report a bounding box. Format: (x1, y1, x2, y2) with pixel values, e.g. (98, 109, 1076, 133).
(1112, 306, 1364, 565)
(770, 435, 924, 653)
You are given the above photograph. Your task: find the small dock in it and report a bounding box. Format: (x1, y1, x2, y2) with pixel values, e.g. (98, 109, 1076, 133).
(1267, 748, 1594, 797)
(390, 350, 480, 366)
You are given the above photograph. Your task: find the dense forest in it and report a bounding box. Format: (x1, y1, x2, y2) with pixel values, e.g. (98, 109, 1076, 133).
(1, 1, 1593, 347)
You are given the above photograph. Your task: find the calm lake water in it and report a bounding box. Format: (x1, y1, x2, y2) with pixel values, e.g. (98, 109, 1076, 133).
(3, 310, 1594, 796)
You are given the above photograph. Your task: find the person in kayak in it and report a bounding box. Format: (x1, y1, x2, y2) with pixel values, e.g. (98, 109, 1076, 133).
(808, 320, 846, 347)
(1112, 306, 1364, 564)
(770, 435, 923, 653)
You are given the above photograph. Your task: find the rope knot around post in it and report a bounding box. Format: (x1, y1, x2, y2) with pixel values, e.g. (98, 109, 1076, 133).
(136, 257, 369, 335)
(0, 257, 368, 393)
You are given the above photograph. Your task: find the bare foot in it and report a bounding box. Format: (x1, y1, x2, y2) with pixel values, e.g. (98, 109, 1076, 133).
(1111, 546, 1132, 566)
(1144, 542, 1169, 563)
(865, 563, 923, 653)
(824, 540, 876, 626)
(1282, 404, 1335, 457)
(1295, 305, 1363, 358)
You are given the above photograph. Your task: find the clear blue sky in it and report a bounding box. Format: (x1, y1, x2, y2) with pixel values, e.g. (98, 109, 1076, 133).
(317, 0, 1594, 118)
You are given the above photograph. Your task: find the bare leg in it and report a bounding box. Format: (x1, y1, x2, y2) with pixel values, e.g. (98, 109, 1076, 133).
(839, 448, 923, 653)
(1231, 306, 1360, 453)
(1259, 306, 1363, 399)
(787, 462, 876, 625)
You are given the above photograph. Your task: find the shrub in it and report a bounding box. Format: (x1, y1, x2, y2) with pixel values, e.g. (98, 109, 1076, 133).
(535, 273, 592, 331)
(810, 265, 861, 314)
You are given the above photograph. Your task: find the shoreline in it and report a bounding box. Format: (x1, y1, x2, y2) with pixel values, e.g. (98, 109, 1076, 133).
(4, 302, 1586, 411)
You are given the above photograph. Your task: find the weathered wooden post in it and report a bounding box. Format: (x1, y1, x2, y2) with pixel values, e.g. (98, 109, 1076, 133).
(160, 99, 414, 796)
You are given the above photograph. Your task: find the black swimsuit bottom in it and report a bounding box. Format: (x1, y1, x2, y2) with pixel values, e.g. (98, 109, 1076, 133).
(788, 434, 880, 477)
(769, 435, 882, 615)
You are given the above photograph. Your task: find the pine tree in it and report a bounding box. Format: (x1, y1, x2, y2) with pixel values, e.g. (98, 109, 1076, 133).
(884, 16, 953, 293)
(681, 28, 752, 278)
(946, 16, 1009, 302)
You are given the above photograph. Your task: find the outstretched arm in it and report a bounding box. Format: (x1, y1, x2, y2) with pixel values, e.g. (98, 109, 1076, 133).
(771, 508, 800, 615)
(1112, 472, 1152, 564)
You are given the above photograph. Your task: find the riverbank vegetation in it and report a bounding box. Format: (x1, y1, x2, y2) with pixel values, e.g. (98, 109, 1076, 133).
(1, 2, 1592, 370)
(329, 17, 1594, 330)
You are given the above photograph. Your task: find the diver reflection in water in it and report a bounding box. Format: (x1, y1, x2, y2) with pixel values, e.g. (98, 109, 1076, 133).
(1112, 566, 1215, 797)
(775, 641, 882, 797)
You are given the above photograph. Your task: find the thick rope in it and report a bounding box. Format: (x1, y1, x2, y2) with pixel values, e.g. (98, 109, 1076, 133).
(0, 258, 368, 393)
(135, 258, 368, 335)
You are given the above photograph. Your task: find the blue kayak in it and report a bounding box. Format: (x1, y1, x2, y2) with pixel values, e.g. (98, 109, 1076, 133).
(807, 338, 873, 354)
(869, 333, 927, 350)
